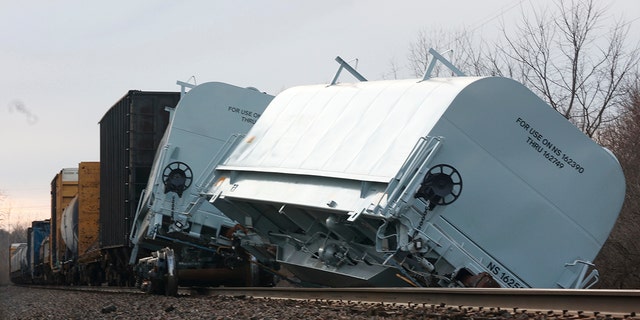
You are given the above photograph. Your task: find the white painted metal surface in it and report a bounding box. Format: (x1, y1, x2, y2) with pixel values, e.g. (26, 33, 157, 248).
(60, 196, 78, 254)
(10, 243, 28, 274)
(129, 81, 273, 261)
(207, 76, 625, 288)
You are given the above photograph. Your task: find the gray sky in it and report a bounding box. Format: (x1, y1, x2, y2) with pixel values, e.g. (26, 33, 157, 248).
(1, 0, 638, 227)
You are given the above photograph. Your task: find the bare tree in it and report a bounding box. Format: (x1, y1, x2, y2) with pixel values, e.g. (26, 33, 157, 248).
(0, 224, 28, 285)
(404, 0, 640, 288)
(594, 75, 640, 288)
(0, 229, 8, 285)
(406, 0, 639, 137)
(0, 191, 8, 232)
(495, 0, 639, 137)
(407, 28, 488, 78)
(381, 57, 401, 80)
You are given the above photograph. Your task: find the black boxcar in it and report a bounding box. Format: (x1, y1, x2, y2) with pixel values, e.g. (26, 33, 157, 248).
(98, 90, 180, 285)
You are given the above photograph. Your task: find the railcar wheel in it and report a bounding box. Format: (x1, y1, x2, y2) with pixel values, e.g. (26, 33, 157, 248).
(165, 275, 178, 297)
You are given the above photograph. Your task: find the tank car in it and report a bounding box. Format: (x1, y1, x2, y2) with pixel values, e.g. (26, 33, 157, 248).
(203, 53, 625, 288)
(129, 81, 274, 294)
(9, 243, 28, 284)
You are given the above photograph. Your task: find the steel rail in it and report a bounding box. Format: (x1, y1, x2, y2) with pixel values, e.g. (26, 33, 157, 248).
(198, 287, 640, 314)
(15, 284, 144, 295)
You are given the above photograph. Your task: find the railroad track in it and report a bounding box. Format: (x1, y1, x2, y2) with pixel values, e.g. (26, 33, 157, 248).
(15, 284, 145, 295)
(18, 285, 640, 317)
(196, 287, 640, 315)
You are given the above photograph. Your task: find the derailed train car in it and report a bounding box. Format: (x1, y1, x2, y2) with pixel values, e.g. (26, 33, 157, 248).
(10, 82, 276, 291)
(129, 82, 274, 294)
(204, 55, 625, 288)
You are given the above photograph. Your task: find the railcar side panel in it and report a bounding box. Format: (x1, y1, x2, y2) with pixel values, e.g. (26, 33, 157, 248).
(99, 91, 180, 248)
(206, 77, 625, 288)
(50, 169, 78, 271)
(78, 162, 100, 258)
(28, 220, 50, 282)
(9, 243, 28, 283)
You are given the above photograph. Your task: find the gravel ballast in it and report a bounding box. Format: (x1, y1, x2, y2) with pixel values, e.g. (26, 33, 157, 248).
(1, 285, 419, 319)
(1, 285, 636, 319)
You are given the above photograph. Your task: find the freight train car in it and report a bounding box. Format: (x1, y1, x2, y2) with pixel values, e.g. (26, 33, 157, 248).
(49, 167, 79, 283)
(9, 220, 51, 284)
(11, 83, 276, 291)
(98, 90, 181, 285)
(27, 220, 51, 283)
(9, 243, 27, 284)
(23, 91, 180, 286)
(55, 162, 101, 284)
(129, 82, 275, 294)
(203, 53, 625, 288)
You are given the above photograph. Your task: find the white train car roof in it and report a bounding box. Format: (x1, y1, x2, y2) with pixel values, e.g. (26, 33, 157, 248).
(217, 76, 625, 288)
(224, 78, 477, 181)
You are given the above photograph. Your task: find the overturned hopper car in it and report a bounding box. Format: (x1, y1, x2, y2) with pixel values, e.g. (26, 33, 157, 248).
(204, 56, 625, 288)
(129, 82, 275, 294)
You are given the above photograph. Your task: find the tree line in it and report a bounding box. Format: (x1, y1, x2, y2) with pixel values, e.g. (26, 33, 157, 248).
(0, 224, 28, 285)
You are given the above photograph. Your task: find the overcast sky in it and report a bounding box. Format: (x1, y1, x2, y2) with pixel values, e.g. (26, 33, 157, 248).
(1, 0, 638, 228)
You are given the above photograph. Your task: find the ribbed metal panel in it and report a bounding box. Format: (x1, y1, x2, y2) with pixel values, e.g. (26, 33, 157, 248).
(77, 162, 100, 257)
(49, 176, 57, 267)
(28, 220, 50, 278)
(99, 91, 180, 248)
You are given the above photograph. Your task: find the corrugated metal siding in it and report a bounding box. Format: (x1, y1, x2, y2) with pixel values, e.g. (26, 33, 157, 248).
(99, 91, 180, 248)
(49, 176, 57, 268)
(28, 220, 50, 277)
(78, 162, 100, 257)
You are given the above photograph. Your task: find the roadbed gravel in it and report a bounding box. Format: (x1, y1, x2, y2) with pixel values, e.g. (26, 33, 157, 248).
(1, 285, 635, 319)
